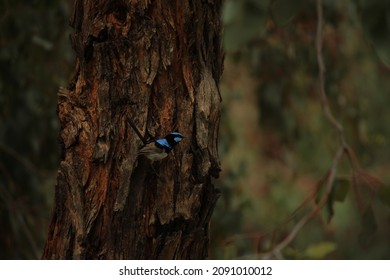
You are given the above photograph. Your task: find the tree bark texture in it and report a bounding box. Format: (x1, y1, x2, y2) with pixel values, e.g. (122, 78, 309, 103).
(42, 0, 223, 259)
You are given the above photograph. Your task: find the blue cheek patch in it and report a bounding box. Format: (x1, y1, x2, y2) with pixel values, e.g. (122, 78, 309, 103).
(174, 137, 183, 143)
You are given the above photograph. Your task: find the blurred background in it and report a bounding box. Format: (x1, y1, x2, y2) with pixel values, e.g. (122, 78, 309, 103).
(1, 0, 390, 259)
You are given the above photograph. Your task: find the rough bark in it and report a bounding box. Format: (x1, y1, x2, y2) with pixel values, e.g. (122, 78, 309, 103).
(42, 0, 223, 259)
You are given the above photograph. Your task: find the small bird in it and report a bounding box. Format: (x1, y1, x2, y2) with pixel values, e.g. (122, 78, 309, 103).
(137, 131, 185, 161)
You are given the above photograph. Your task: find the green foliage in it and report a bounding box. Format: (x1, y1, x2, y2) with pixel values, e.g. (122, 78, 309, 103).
(213, 0, 390, 259)
(304, 241, 337, 259)
(332, 178, 350, 202)
(223, 0, 268, 51)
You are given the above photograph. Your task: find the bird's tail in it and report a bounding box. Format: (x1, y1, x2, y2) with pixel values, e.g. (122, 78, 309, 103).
(127, 120, 147, 145)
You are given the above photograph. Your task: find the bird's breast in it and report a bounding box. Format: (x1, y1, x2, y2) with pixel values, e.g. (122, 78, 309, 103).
(145, 152, 168, 161)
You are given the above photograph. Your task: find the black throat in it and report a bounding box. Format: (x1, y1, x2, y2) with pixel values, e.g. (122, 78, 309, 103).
(164, 133, 181, 148)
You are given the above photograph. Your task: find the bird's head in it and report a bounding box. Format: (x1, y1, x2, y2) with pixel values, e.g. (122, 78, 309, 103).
(164, 131, 185, 147)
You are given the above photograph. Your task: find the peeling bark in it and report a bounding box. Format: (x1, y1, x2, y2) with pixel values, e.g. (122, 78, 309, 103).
(42, 0, 223, 259)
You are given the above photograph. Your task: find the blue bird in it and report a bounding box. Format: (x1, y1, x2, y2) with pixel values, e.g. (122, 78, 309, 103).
(138, 131, 185, 161)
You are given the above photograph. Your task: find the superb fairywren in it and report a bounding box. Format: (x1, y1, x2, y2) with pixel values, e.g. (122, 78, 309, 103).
(138, 131, 185, 161)
(127, 120, 185, 161)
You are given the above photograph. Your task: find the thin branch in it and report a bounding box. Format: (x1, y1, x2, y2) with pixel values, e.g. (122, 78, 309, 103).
(221, 184, 321, 246)
(265, 146, 344, 258)
(315, 0, 347, 149)
(223, 0, 363, 260)
(260, 0, 351, 259)
(230, 143, 343, 260)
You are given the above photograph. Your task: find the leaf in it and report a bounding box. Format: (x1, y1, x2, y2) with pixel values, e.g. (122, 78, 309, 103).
(332, 178, 350, 202)
(324, 195, 335, 223)
(320, 178, 350, 223)
(304, 242, 337, 259)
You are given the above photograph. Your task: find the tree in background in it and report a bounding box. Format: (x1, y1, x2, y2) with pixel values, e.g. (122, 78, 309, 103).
(41, 0, 223, 259)
(212, 0, 390, 259)
(0, 0, 72, 259)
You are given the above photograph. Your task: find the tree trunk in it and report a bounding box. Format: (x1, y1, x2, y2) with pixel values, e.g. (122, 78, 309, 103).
(42, 0, 223, 259)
